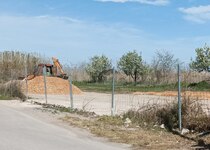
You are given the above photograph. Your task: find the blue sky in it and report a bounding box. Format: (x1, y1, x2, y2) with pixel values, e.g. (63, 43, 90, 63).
(0, 0, 210, 65)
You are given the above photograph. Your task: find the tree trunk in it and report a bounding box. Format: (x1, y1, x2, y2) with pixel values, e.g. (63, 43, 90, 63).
(134, 71, 137, 85)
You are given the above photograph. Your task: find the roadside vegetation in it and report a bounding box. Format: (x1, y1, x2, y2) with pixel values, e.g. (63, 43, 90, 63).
(123, 97, 210, 132)
(0, 51, 48, 100)
(0, 95, 12, 100)
(33, 99, 210, 149)
(0, 81, 26, 100)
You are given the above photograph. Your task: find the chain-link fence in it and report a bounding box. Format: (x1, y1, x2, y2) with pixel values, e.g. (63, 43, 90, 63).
(19, 65, 210, 119)
(1, 56, 210, 131)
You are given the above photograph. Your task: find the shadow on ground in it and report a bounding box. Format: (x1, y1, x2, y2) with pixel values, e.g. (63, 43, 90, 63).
(192, 139, 210, 149)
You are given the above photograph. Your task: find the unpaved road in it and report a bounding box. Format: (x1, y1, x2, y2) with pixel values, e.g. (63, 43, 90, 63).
(0, 100, 129, 150)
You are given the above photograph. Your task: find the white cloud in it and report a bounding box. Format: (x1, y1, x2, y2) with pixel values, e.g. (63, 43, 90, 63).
(179, 5, 210, 23)
(95, 0, 169, 6)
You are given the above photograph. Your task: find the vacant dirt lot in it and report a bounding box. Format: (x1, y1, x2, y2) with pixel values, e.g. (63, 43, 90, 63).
(29, 92, 210, 116)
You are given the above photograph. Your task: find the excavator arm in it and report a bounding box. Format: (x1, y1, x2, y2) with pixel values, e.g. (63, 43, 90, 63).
(52, 57, 65, 74)
(52, 57, 68, 79)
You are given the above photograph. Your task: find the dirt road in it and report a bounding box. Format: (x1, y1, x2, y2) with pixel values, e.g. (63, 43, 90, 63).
(0, 100, 129, 150)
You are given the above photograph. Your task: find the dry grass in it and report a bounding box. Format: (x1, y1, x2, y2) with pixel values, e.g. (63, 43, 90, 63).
(0, 81, 26, 100)
(61, 115, 196, 150)
(123, 96, 210, 132)
(0, 51, 48, 82)
(30, 100, 210, 149)
(181, 96, 210, 132)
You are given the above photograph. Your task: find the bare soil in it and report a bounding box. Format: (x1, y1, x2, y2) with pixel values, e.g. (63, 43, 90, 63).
(22, 76, 82, 95)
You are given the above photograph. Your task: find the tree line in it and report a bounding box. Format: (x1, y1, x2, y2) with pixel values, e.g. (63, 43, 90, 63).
(85, 45, 210, 83)
(0, 44, 209, 84)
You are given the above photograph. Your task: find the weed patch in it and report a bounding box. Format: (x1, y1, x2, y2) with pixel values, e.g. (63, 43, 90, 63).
(188, 81, 210, 91)
(0, 95, 12, 100)
(61, 114, 195, 149)
(0, 81, 26, 100)
(123, 97, 210, 132)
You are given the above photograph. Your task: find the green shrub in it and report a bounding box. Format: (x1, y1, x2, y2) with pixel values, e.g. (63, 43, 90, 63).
(188, 81, 210, 91)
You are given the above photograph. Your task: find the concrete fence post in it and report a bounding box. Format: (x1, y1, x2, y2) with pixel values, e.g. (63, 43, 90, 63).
(111, 67, 116, 116)
(24, 61, 28, 101)
(69, 76, 74, 109)
(178, 64, 182, 131)
(43, 65, 48, 104)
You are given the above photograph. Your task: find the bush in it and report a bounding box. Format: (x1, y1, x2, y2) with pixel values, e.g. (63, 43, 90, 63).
(156, 104, 178, 131)
(123, 104, 161, 127)
(123, 97, 210, 132)
(188, 81, 210, 91)
(181, 96, 210, 132)
(0, 81, 26, 101)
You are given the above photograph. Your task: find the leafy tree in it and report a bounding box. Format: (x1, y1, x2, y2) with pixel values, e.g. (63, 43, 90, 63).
(152, 50, 178, 83)
(118, 50, 145, 83)
(86, 55, 112, 82)
(190, 45, 210, 72)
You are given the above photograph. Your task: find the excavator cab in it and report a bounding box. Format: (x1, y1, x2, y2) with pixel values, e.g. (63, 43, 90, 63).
(23, 57, 68, 80)
(35, 64, 54, 76)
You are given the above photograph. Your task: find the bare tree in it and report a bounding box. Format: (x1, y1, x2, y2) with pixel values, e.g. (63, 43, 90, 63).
(152, 50, 179, 83)
(0, 51, 47, 82)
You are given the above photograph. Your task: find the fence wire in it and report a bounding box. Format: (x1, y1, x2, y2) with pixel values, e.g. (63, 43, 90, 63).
(1, 64, 210, 118)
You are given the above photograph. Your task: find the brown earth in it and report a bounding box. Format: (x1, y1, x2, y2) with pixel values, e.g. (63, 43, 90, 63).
(133, 91, 210, 100)
(23, 76, 82, 95)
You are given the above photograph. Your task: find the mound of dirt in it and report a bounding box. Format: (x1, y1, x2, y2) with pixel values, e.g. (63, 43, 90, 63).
(23, 76, 82, 95)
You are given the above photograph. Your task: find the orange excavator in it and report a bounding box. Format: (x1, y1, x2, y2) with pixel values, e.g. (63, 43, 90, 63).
(52, 57, 67, 78)
(26, 57, 68, 80)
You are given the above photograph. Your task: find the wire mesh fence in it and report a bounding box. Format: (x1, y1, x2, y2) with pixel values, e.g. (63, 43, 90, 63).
(23, 65, 210, 121)
(181, 68, 210, 117)
(0, 59, 210, 127)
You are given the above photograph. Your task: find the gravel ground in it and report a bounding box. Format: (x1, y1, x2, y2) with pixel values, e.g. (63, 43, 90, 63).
(29, 92, 176, 115)
(28, 92, 209, 115)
